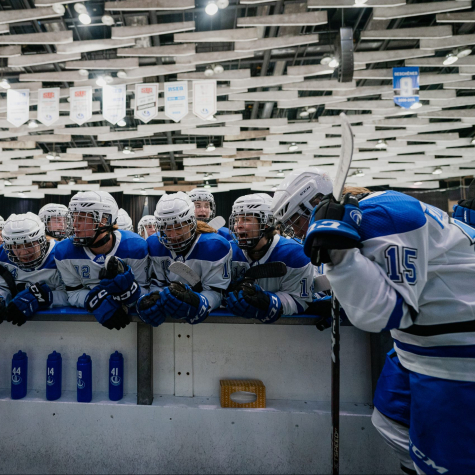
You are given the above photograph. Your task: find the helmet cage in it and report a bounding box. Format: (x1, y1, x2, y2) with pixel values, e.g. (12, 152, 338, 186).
(68, 210, 113, 247)
(43, 214, 70, 239)
(4, 234, 48, 270)
(188, 190, 216, 223)
(138, 217, 158, 239)
(157, 215, 197, 253)
(229, 211, 273, 250)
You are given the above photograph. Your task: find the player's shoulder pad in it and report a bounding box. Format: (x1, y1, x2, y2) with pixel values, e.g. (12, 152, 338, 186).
(359, 190, 427, 241)
(217, 226, 233, 241)
(39, 241, 58, 270)
(54, 238, 86, 261)
(116, 230, 148, 260)
(230, 240, 247, 263)
(188, 233, 231, 262)
(147, 233, 171, 258)
(271, 236, 310, 268)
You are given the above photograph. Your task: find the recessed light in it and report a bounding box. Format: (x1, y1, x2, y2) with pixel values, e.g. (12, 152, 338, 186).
(206, 143, 216, 152)
(78, 13, 91, 25)
(443, 53, 458, 66)
(205, 1, 218, 15)
(432, 167, 443, 175)
(375, 139, 387, 150)
(288, 143, 298, 152)
(414, 181, 423, 186)
(117, 119, 126, 127)
(101, 14, 115, 26)
(0, 79, 10, 89)
(28, 120, 38, 129)
(410, 102, 422, 110)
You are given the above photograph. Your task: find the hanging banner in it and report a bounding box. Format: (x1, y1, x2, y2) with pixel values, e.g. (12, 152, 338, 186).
(193, 80, 217, 120)
(134, 83, 158, 123)
(7, 89, 29, 127)
(103, 84, 126, 125)
(70, 86, 92, 125)
(37, 87, 60, 126)
(164, 81, 188, 123)
(393, 67, 419, 109)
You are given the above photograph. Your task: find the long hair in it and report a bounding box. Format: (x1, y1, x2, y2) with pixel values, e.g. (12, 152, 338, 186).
(196, 220, 217, 235)
(343, 186, 371, 196)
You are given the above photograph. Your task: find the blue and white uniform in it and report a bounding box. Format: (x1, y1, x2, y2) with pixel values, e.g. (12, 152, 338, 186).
(321, 191, 475, 475)
(148, 232, 232, 311)
(217, 226, 233, 242)
(55, 230, 149, 308)
(231, 234, 314, 316)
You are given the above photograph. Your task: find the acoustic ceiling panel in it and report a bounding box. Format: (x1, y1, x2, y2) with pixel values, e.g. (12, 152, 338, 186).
(373, 1, 471, 20)
(117, 44, 195, 57)
(104, 0, 194, 10)
(111, 21, 195, 39)
(237, 11, 328, 27)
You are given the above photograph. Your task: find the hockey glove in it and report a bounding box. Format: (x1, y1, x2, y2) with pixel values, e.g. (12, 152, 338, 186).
(85, 287, 131, 330)
(136, 292, 167, 327)
(0, 298, 6, 325)
(226, 283, 282, 324)
(303, 193, 363, 266)
(5, 283, 53, 326)
(161, 282, 211, 325)
(453, 198, 475, 226)
(98, 257, 140, 306)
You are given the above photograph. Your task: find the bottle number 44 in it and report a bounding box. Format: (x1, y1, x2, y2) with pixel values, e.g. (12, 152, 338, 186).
(385, 245, 417, 285)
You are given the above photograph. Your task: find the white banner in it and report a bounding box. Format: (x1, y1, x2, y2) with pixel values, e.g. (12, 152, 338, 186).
(164, 81, 188, 123)
(37, 87, 59, 126)
(102, 84, 126, 125)
(193, 80, 217, 120)
(134, 83, 158, 123)
(7, 89, 29, 127)
(70, 86, 92, 125)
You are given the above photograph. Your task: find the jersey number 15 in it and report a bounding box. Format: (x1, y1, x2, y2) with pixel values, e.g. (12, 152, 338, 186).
(384, 245, 417, 285)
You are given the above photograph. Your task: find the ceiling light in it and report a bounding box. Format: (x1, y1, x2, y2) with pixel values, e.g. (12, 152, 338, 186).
(28, 120, 38, 129)
(320, 55, 332, 65)
(414, 181, 422, 186)
(74, 3, 87, 13)
(471, 137, 475, 145)
(307, 106, 317, 114)
(205, 1, 219, 15)
(117, 70, 127, 78)
(204, 66, 214, 77)
(78, 69, 89, 77)
(206, 115, 217, 121)
(271, 186, 277, 191)
(0, 79, 10, 89)
(96, 76, 107, 87)
(355, 169, 365, 177)
(78, 13, 91, 25)
(443, 53, 458, 66)
(4, 179, 11, 186)
(69, 179, 75, 185)
(133, 175, 141, 182)
(117, 119, 126, 127)
(277, 170, 284, 177)
(355, 0, 368, 4)
(101, 14, 115, 26)
(432, 167, 443, 175)
(410, 101, 422, 110)
(104, 75, 113, 84)
(328, 57, 340, 69)
(140, 188, 146, 195)
(206, 143, 216, 152)
(17, 192, 26, 198)
(213, 64, 224, 74)
(46, 153, 54, 160)
(123, 147, 132, 155)
(457, 48, 472, 59)
(299, 109, 310, 118)
(216, 0, 229, 8)
(54, 154, 61, 159)
(288, 143, 298, 152)
(375, 139, 387, 149)
(204, 181, 211, 189)
(52, 3, 65, 14)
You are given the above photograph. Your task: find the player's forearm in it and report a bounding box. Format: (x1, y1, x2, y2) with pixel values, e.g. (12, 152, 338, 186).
(201, 290, 222, 311)
(52, 290, 70, 307)
(67, 289, 90, 308)
(275, 292, 302, 315)
(326, 248, 414, 332)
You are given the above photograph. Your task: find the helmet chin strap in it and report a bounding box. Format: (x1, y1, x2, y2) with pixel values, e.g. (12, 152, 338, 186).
(88, 226, 114, 249)
(248, 228, 275, 257)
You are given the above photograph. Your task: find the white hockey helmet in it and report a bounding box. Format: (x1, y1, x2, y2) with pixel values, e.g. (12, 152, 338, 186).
(229, 193, 274, 250)
(3, 212, 49, 270)
(271, 168, 333, 240)
(0, 215, 5, 231)
(38, 203, 69, 239)
(117, 208, 134, 232)
(137, 215, 157, 239)
(154, 192, 197, 252)
(68, 191, 119, 247)
(188, 188, 216, 223)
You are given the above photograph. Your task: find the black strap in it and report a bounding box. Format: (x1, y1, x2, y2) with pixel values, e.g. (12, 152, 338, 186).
(0, 264, 18, 298)
(401, 319, 475, 337)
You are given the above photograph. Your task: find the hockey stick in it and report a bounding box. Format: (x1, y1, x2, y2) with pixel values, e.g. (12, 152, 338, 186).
(331, 113, 354, 475)
(468, 178, 475, 199)
(208, 216, 226, 230)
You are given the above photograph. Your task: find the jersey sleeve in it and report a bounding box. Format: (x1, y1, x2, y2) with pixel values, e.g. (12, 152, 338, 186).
(124, 255, 149, 296)
(47, 269, 70, 307)
(55, 256, 89, 308)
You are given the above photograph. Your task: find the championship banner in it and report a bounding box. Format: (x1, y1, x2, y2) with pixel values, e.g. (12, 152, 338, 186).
(37, 87, 59, 126)
(103, 84, 126, 125)
(7, 89, 29, 127)
(393, 67, 419, 109)
(134, 83, 158, 123)
(164, 81, 188, 123)
(193, 80, 217, 120)
(70, 86, 92, 125)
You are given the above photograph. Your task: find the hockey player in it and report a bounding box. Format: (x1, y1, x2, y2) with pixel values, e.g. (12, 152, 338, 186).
(117, 208, 134, 232)
(0, 213, 69, 326)
(452, 195, 475, 226)
(55, 191, 148, 331)
(0, 215, 5, 244)
(226, 193, 314, 323)
(137, 215, 157, 240)
(136, 192, 232, 327)
(304, 189, 475, 475)
(38, 203, 69, 241)
(188, 188, 233, 241)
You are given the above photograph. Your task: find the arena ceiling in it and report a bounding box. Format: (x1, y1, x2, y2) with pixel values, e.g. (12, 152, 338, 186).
(0, 0, 474, 198)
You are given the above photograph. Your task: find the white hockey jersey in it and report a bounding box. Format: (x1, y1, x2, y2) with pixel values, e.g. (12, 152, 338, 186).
(0, 239, 68, 307)
(148, 232, 232, 311)
(230, 234, 314, 315)
(55, 230, 149, 308)
(324, 191, 475, 382)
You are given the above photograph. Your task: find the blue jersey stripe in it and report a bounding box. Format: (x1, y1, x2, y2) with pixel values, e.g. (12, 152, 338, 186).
(383, 291, 406, 331)
(395, 339, 475, 358)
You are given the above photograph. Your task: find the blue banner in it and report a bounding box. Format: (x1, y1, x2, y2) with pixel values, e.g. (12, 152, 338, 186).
(393, 67, 420, 109)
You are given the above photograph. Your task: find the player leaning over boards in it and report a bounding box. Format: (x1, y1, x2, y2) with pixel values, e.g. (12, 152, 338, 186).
(304, 188, 475, 475)
(0, 213, 69, 327)
(39, 203, 69, 241)
(188, 188, 233, 241)
(54, 191, 149, 331)
(226, 193, 314, 324)
(136, 192, 232, 327)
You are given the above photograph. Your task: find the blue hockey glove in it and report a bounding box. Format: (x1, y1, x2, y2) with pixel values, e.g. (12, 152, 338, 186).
(85, 287, 131, 330)
(453, 198, 475, 226)
(304, 193, 363, 266)
(136, 292, 167, 327)
(98, 258, 140, 305)
(5, 283, 53, 326)
(226, 283, 282, 324)
(161, 283, 211, 325)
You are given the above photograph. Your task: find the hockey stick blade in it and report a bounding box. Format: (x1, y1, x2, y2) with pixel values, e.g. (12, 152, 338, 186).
(314, 274, 331, 292)
(208, 216, 226, 230)
(168, 262, 203, 292)
(245, 262, 287, 280)
(333, 112, 354, 201)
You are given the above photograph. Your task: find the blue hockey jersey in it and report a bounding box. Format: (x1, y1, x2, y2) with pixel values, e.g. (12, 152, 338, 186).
(217, 226, 233, 241)
(55, 230, 149, 308)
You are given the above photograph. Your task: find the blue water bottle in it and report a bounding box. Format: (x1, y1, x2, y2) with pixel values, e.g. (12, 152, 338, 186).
(11, 350, 28, 400)
(109, 351, 124, 401)
(46, 351, 62, 401)
(77, 353, 92, 403)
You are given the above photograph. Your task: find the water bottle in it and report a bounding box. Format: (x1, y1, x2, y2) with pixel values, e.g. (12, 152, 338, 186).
(46, 351, 62, 401)
(77, 353, 92, 403)
(109, 351, 124, 401)
(11, 350, 28, 400)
